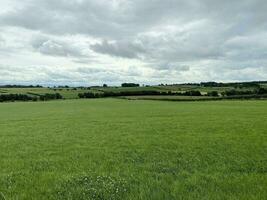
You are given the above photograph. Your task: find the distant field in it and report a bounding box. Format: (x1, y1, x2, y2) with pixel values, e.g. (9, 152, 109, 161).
(0, 99, 266, 199)
(93, 86, 164, 92)
(121, 95, 218, 101)
(122, 95, 267, 101)
(0, 84, 262, 100)
(154, 85, 234, 93)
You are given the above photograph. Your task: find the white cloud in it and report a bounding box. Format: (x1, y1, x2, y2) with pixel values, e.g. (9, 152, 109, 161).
(0, 0, 267, 85)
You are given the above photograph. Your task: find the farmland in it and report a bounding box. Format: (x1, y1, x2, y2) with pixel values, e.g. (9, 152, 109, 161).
(1, 81, 267, 102)
(0, 99, 266, 200)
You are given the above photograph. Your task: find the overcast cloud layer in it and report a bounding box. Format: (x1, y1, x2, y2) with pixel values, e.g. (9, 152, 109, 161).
(0, 0, 267, 85)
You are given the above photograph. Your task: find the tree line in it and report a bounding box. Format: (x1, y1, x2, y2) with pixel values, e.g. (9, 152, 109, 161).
(0, 85, 43, 88)
(121, 83, 140, 87)
(0, 93, 63, 102)
(78, 90, 203, 98)
(162, 81, 267, 88)
(78, 87, 267, 99)
(0, 94, 37, 102)
(39, 93, 63, 101)
(222, 87, 267, 96)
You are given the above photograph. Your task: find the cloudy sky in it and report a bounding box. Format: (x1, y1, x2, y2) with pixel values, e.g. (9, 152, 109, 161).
(0, 0, 267, 86)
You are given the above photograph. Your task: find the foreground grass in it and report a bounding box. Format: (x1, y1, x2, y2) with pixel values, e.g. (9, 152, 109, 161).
(0, 99, 266, 200)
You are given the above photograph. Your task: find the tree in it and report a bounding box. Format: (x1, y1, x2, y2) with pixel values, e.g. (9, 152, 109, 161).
(121, 83, 140, 87)
(184, 90, 202, 96)
(257, 88, 267, 95)
(207, 91, 219, 97)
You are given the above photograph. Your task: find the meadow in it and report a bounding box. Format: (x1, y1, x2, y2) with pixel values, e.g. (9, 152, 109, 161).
(0, 99, 266, 200)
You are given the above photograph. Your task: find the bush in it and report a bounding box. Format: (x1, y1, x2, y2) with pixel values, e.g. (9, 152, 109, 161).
(78, 90, 204, 99)
(121, 83, 140, 87)
(78, 92, 102, 98)
(257, 88, 267, 95)
(39, 93, 63, 101)
(224, 88, 267, 96)
(183, 90, 202, 96)
(207, 91, 219, 97)
(224, 90, 254, 96)
(0, 94, 37, 102)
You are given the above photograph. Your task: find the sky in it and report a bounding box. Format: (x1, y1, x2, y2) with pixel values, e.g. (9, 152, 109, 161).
(0, 0, 267, 86)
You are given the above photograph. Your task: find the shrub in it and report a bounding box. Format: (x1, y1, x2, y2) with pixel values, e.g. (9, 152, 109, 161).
(39, 93, 63, 101)
(184, 90, 202, 96)
(207, 91, 219, 97)
(257, 88, 267, 95)
(224, 90, 254, 96)
(121, 83, 140, 87)
(78, 90, 204, 99)
(0, 94, 36, 102)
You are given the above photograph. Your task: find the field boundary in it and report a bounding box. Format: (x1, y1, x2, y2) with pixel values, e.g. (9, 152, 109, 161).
(119, 95, 267, 102)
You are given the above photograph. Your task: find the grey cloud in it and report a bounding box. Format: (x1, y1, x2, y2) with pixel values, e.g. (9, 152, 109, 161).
(0, 34, 17, 55)
(0, 35, 4, 44)
(88, 19, 225, 64)
(0, 65, 122, 86)
(138, 22, 226, 62)
(91, 40, 145, 59)
(0, 35, 6, 53)
(125, 67, 143, 77)
(72, 58, 100, 64)
(31, 36, 87, 57)
(152, 62, 190, 71)
(224, 32, 267, 61)
(0, 34, 7, 49)
(75, 67, 103, 74)
(1, 0, 266, 38)
(0, 0, 133, 38)
(1, 0, 267, 84)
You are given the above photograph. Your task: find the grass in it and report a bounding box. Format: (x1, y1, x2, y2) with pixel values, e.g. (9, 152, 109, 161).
(0, 99, 267, 199)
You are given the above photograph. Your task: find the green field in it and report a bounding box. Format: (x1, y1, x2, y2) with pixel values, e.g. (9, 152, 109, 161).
(0, 83, 263, 100)
(0, 99, 267, 200)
